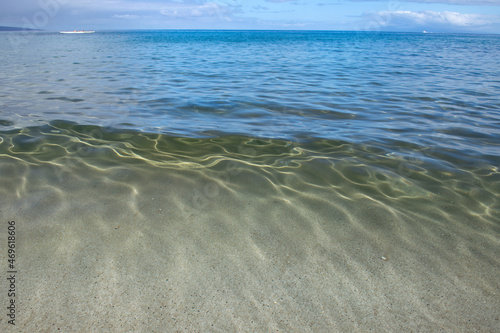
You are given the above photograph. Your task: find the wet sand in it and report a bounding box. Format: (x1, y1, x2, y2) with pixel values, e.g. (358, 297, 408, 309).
(1, 147, 499, 332)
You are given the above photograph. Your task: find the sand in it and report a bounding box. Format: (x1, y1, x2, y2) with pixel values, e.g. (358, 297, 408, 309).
(0, 150, 499, 332)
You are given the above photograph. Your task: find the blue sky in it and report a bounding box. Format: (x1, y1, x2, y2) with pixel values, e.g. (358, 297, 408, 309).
(1, 0, 499, 33)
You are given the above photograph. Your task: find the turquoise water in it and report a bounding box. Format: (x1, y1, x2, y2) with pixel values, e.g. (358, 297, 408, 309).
(2, 31, 500, 152)
(1, 30, 500, 330)
(1, 30, 499, 201)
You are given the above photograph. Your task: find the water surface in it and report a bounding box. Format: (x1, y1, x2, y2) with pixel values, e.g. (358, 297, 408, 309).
(1, 30, 499, 331)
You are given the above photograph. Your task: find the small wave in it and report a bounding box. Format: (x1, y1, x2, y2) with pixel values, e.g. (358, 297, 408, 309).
(45, 97, 85, 103)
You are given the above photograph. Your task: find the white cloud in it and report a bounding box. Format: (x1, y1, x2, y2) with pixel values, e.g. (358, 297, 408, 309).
(364, 10, 500, 31)
(160, 2, 230, 18)
(65, 0, 236, 21)
(363, 10, 500, 33)
(113, 14, 139, 19)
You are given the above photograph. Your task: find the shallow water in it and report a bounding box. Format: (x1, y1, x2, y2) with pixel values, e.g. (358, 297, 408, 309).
(1, 124, 499, 330)
(2, 31, 500, 145)
(1, 30, 499, 330)
(2, 30, 499, 200)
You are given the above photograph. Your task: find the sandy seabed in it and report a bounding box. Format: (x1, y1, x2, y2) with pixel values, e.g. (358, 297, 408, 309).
(0, 153, 499, 332)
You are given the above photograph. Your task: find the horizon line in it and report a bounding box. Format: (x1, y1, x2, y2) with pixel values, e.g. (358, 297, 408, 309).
(1, 26, 499, 36)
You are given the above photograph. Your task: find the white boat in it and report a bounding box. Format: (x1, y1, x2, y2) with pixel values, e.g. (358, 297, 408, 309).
(60, 30, 95, 34)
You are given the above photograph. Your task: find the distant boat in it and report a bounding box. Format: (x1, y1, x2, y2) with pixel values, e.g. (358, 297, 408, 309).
(422, 31, 429, 34)
(60, 30, 95, 34)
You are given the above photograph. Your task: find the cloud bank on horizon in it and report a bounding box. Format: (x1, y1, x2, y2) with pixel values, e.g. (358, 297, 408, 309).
(1, 0, 499, 33)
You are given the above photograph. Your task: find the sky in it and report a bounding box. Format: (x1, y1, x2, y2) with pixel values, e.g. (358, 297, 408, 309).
(1, 0, 500, 33)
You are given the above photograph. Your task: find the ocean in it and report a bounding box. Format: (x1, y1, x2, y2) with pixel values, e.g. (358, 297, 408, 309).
(1, 30, 499, 331)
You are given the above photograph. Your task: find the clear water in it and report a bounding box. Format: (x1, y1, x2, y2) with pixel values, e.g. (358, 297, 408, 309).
(1, 31, 499, 206)
(1, 30, 499, 330)
(2, 31, 499, 149)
